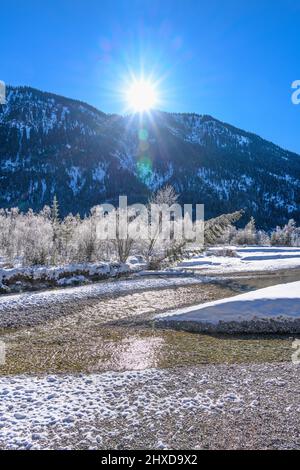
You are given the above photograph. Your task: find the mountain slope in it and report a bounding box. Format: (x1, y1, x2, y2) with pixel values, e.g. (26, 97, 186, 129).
(0, 86, 299, 228)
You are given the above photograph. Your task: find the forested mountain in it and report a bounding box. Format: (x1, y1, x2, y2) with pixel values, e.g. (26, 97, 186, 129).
(0, 86, 299, 228)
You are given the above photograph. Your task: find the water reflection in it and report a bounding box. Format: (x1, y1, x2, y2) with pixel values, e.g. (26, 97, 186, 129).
(103, 336, 164, 371)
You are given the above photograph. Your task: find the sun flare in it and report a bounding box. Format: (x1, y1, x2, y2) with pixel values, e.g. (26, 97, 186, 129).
(126, 78, 158, 113)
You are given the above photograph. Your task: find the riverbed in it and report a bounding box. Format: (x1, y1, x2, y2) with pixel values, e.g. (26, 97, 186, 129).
(1, 268, 300, 375)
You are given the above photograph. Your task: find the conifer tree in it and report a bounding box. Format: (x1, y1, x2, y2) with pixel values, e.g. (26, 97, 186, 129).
(51, 195, 60, 224)
(204, 210, 244, 246)
(50, 195, 60, 263)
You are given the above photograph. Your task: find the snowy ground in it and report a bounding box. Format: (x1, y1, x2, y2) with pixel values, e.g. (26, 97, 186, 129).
(0, 276, 202, 320)
(156, 280, 300, 333)
(0, 363, 299, 450)
(178, 246, 300, 274)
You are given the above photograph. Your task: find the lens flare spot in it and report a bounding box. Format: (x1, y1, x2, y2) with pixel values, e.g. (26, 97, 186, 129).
(138, 128, 149, 141)
(137, 156, 153, 183)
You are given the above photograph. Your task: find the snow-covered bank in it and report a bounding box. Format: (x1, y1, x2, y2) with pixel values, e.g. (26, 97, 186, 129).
(178, 246, 300, 274)
(0, 363, 299, 450)
(2, 246, 300, 295)
(0, 259, 148, 294)
(156, 280, 300, 333)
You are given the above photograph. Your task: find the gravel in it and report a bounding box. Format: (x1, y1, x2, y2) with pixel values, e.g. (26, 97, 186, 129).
(0, 276, 205, 328)
(0, 362, 299, 450)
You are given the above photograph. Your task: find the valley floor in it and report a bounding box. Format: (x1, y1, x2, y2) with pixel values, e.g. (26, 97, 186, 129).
(0, 250, 300, 450)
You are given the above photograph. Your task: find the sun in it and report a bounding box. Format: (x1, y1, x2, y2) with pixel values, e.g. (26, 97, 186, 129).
(126, 78, 158, 113)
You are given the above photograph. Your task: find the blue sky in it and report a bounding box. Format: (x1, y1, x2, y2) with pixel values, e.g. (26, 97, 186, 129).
(1, 0, 300, 152)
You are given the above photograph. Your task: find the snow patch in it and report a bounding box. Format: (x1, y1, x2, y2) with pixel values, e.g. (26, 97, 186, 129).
(156, 280, 300, 333)
(178, 246, 300, 274)
(66, 166, 85, 195)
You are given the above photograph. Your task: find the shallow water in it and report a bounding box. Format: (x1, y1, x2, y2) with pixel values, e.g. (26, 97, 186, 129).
(214, 267, 300, 292)
(1, 270, 298, 375)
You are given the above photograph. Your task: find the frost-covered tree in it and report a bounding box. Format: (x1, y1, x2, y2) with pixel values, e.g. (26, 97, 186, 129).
(8, 192, 299, 268)
(22, 210, 53, 266)
(232, 216, 258, 245)
(216, 225, 238, 245)
(270, 219, 299, 247)
(256, 230, 270, 246)
(0, 208, 53, 266)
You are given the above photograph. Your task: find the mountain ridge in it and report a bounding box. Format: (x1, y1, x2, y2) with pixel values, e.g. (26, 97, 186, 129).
(0, 85, 299, 228)
(5, 85, 299, 157)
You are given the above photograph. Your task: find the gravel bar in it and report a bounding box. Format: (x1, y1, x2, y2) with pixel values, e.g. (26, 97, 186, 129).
(0, 362, 299, 450)
(0, 276, 204, 328)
